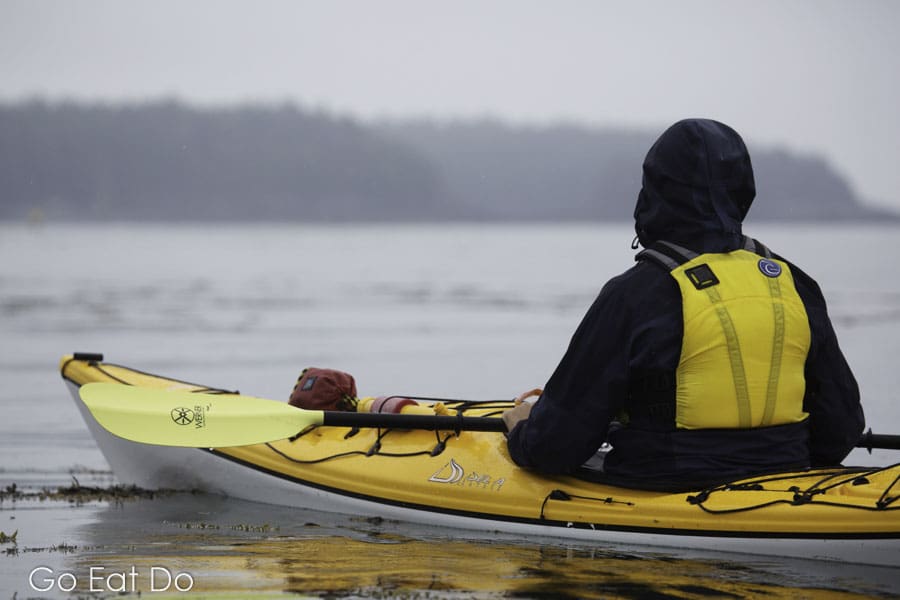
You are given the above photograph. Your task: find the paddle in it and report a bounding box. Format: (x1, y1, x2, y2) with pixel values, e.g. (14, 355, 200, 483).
(80, 382, 900, 451)
(79, 382, 508, 447)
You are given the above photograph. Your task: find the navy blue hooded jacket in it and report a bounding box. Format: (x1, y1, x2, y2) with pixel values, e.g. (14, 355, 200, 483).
(506, 119, 864, 490)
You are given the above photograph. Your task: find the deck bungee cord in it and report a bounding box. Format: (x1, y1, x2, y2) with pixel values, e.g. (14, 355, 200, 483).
(539, 489, 636, 521)
(62, 353, 240, 396)
(269, 427, 458, 464)
(685, 464, 900, 514)
(264, 397, 513, 464)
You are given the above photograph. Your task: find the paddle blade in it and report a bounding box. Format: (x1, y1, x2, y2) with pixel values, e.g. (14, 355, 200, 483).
(79, 382, 324, 447)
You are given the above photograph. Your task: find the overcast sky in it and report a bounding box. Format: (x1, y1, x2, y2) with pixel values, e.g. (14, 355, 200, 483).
(2, 0, 898, 211)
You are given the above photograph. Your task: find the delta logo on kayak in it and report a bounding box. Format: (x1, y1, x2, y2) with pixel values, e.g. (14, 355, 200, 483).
(428, 458, 506, 491)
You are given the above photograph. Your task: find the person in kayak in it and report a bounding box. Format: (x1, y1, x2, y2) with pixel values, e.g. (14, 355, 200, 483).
(502, 118, 865, 491)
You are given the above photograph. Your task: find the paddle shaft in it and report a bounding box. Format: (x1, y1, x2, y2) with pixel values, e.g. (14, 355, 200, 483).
(857, 430, 900, 451)
(323, 411, 507, 432)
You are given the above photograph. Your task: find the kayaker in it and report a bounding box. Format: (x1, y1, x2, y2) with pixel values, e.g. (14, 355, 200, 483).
(502, 118, 865, 491)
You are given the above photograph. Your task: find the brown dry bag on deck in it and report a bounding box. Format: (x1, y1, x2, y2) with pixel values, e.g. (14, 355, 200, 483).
(289, 368, 358, 411)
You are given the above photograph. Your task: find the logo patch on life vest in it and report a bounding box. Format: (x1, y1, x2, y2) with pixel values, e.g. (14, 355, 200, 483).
(758, 258, 782, 278)
(685, 264, 719, 290)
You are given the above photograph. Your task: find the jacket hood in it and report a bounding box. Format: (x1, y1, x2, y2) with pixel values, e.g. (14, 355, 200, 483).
(634, 119, 755, 252)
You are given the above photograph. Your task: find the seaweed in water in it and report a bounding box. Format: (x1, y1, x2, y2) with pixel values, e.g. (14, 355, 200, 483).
(0, 479, 171, 504)
(0, 530, 17, 544)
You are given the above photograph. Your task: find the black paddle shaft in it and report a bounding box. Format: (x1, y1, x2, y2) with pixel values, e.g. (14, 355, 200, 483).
(322, 411, 508, 432)
(857, 429, 900, 451)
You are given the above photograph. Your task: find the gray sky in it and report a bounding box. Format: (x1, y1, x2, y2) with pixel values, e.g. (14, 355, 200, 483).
(2, 0, 899, 211)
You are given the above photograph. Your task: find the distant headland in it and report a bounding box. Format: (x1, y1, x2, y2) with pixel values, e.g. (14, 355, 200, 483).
(1, 100, 895, 223)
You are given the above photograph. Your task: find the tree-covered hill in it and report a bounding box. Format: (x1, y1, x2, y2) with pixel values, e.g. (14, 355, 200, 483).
(0, 100, 891, 223)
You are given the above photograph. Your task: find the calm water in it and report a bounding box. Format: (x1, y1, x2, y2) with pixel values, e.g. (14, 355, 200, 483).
(1, 222, 899, 597)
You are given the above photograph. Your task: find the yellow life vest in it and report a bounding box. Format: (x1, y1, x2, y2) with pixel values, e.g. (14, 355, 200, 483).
(641, 239, 810, 430)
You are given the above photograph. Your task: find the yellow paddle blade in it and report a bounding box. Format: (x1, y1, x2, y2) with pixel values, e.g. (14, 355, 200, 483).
(79, 383, 324, 447)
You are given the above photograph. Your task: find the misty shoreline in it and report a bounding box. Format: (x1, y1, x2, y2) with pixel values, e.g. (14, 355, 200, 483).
(2, 99, 896, 224)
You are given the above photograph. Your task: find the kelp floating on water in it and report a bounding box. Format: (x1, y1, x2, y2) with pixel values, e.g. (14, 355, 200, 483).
(0, 479, 171, 504)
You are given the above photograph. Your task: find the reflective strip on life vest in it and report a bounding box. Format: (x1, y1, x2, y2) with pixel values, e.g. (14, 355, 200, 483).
(704, 285, 752, 427)
(762, 274, 785, 426)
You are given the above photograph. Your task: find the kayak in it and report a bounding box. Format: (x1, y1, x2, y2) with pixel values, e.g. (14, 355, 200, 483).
(60, 353, 900, 566)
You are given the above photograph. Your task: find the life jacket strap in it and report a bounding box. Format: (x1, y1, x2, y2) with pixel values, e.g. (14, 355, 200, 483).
(742, 235, 773, 258)
(637, 236, 773, 271)
(636, 240, 697, 270)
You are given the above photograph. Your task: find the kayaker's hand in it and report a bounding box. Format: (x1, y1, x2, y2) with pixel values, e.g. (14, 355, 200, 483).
(502, 401, 532, 433)
(513, 388, 542, 404)
(503, 388, 541, 433)
(501, 390, 540, 432)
